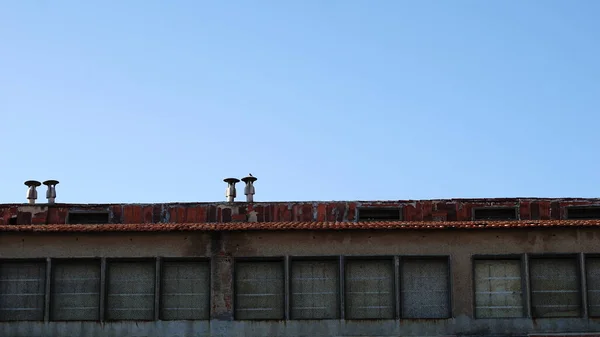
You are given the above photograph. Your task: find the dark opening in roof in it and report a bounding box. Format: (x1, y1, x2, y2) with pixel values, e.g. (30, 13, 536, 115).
(358, 208, 402, 221)
(473, 207, 517, 220)
(566, 206, 600, 220)
(68, 212, 110, 225)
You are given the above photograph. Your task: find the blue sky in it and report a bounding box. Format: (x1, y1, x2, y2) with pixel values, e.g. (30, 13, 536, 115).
(1, 1, 599, 203)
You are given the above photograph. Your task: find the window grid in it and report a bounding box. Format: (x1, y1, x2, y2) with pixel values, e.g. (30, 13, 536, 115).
(2, 254, 596, 322)
(529, 257, 581, 318)
(234, 260, 285, 320)
(50, 260, 101, 321)
(586, 257, 600, 317)
(105, 260, 156, 321)
(474, 259, 524, 318)
(345, 258, 395, 319)
(0, 261, 46, 321)
(401, 258, 450, 319)
(160, 260, 210, 320)
(290, 259, 340, 319)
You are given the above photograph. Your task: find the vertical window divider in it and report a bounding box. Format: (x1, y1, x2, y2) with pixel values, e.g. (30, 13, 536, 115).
(284, 256, 290, 321)
(339, 256, 345, 320)
(580, 253, 588, 318)
(523, 253, 532, 318)
(394, 256, 401, 319)
(44, 257, 51, 322)
(100, 258, 106, 322)
(155, 257, 161, 321)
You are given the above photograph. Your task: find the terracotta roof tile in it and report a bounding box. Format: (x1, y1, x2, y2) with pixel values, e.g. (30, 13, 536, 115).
(1, 220, 600, 233)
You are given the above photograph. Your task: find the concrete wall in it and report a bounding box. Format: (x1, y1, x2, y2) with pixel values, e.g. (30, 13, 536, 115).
(1, 228, 600, 336)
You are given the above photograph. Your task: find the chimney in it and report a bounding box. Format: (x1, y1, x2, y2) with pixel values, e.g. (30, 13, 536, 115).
(241, 174, 257, 202)
(24, 180, 41, 205)
(43, 180, 59, 204)
(224, 178, 240, 202)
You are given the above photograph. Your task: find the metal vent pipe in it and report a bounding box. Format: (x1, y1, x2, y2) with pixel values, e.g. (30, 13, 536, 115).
(43, 180, 59, 204)
(241, 174, 257, 202)
(224, 178, 240, 202)
(24, 180, 41, 204)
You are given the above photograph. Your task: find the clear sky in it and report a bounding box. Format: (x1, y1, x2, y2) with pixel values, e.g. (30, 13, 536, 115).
(1, 1, 599, 203)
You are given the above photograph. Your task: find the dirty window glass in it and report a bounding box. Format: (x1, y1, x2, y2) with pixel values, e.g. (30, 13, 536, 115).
(345, 259, 394, 319)
(161, 261, 210, 320)
(235, 261, 284, 320)
(106, 261, 155, 320)
(474, 259, 523, 318)
(401, 258, 450, 318)
(291, 260, 339, 319)
(530, 258, 580, 318)
(0, 261, 46, 321)
(51, 260, 101, 321)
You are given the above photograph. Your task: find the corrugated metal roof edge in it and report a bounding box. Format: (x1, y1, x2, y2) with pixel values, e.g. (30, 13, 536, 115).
(1, 220, 600, 232)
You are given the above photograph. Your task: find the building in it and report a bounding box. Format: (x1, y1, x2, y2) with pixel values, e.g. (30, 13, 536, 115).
(1, 179, 600, 337)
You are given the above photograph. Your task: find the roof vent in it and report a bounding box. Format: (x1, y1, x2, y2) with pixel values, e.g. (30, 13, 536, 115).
(566, 206, 600, 219)
(43, 180, 59, 204)
(24, 180, 41, 205)
(241, 174, 257, 202)
(224, 178, 240, 202)
(473, 207, 517, 220)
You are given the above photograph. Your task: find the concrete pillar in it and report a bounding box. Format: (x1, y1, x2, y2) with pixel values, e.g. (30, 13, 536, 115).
(211, 232, 234, 320)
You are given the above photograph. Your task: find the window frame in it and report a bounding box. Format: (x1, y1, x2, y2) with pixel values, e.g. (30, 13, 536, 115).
(159, 257, 211, 321)
(66, 210, 110, 224)
(565, 206, 600, 220)
(288, 256, 341, 320)
(343, 255, 396, 320)
(528, 253, 583, 318)
(49, 258, 102, 322)
(233, 257, 286, 321)
(584, 253, 600, 318)
(471, 254, 526, 319)
(104, 258, 157, 322)
(356, 207, 403, 221)
(472, 207, 519, 221)
(0, 258, 47, 322)
(399, 255, 452, 319)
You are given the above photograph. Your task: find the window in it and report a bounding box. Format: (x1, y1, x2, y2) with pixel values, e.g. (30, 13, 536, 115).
(0, 261, 46, 321)
(530, 257, 581, 317)
(51, 260, 101, 321)
(160, 261, 210, 320)
(473, 207, 517, 220)
(401, 258, 450, 318)
(106, 261, 155, 320)
(68, 212, 109, 224)
(235, 260, 284, 320)
(358, 208, 401, 221)
(290, 259, 339, 319)
(566, 206, 600, 219)
(586, 257, 600, 317)
(345, 259, 394, 319)
(474, 259, 523, 318)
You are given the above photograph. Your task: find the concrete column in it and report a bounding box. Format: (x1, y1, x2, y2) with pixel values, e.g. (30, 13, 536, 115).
(100, 258, 106, 322)
(44, 258, 51, 322)
(211, 232, 234, 320)
(451, 251, 473, 317)
(155, 257, 161, 321)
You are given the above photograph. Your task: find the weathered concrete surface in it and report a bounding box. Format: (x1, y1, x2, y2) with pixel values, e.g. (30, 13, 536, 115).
(2, 228, 600, 336)
(1, 318, 600, 337)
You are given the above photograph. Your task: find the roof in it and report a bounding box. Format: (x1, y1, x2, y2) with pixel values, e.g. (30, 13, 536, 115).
(2, 219, 600, 233)
(3, 198, 600, 231)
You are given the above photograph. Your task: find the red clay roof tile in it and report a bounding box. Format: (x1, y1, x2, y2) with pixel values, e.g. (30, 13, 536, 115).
(0, 220, 599, 233)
